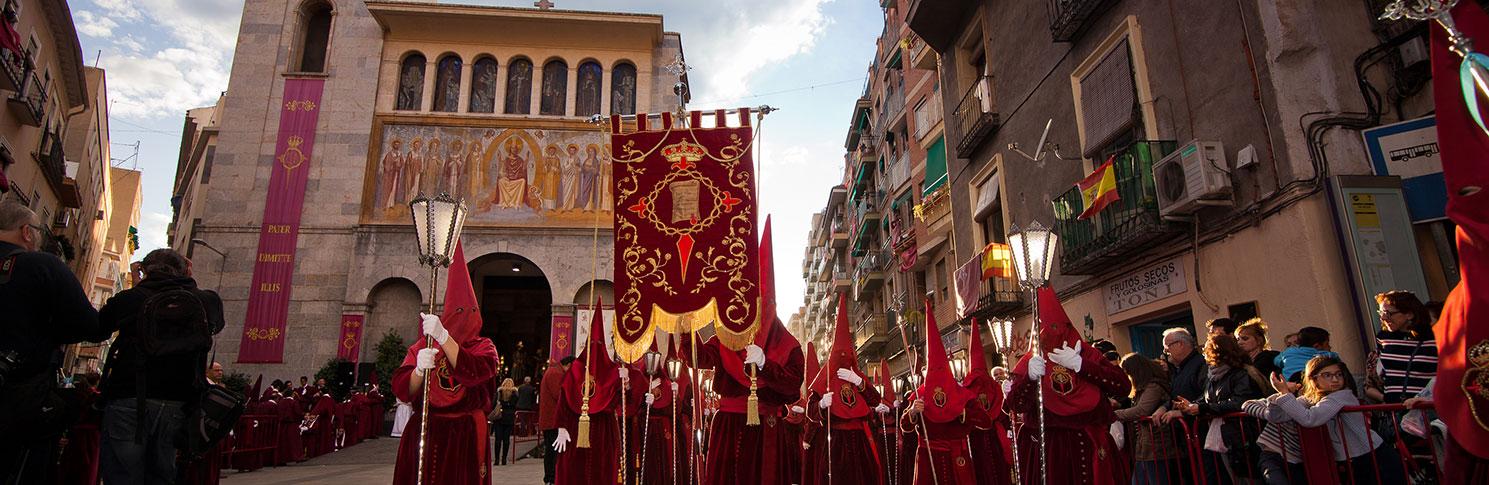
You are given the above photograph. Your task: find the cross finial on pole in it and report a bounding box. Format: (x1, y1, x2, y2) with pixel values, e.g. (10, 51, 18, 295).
(534, 0, 554, 10)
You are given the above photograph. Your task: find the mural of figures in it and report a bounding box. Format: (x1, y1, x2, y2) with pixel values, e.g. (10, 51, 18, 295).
(433, 55, 462, 112)
(560, 144, 581, 211)
(537, 145, 562, 210)
(505, 58, 533, 115)
(367, 124, 613, 226)
(397, 54, 426, 111)
(610, 62, 637, 115)
(576, 61, 603, 117)
(469, 57, 497, 113)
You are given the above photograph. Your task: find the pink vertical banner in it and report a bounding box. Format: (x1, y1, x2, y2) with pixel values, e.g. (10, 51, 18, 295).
(549, 314, 574, 363)
(238, 78, 325, 363)
(337, 314, 365, 362)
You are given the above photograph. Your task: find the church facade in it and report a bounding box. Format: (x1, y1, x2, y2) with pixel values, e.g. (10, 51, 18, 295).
(170, 0, 684, 378)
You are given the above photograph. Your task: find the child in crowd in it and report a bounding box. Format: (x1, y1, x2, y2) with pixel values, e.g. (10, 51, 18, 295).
(1257, 356, 1408, 485)
(1273, 326, 1339, 382)
(1242, 381, 1304, 485)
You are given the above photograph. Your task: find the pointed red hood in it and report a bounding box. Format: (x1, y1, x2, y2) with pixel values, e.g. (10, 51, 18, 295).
(756, 216, 778, 345)
(825, 294, 869, 418)
(1014, 287, 1101, 416)
(440, 242, 482, 343)
(249, 374, 263, 403)
(719, 218, 801, 388)
(803, 341, 822, 396)
(565, 296, 620, 414)
(916, 299, 972, 423)
(962, 319, 1004, 420)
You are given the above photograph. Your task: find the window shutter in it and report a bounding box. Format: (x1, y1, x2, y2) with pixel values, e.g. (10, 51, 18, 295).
(1080, 39, 1136, 157)
(973, 172, 1001, 219)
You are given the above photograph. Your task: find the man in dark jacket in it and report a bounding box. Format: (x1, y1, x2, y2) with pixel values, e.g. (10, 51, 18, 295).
(97, 248, 225, 484)
(516, 375, 538, 411)
(1162, 327, 1209, 400)
(0, 201, 105, 483)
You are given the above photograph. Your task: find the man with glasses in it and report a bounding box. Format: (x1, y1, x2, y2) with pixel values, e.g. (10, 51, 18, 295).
(0, 200, 106, 483)
(1159, 327, 1208, 402)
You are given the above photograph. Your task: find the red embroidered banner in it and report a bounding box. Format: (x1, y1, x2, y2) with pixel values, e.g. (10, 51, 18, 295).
(337, 314, 364, 362)
(548, 314, 574, 363)
(238, 78, 325, 363)
(611, 110, 758, 362)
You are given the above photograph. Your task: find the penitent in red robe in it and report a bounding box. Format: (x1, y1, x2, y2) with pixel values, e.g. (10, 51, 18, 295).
(391, 337, 498, 485)
(275, 397, 306, 463)
(683, 332, 804, 485)
(804, 386, 884, 485)
(303, 394, 337, 459)
(898, 390, 990, 485)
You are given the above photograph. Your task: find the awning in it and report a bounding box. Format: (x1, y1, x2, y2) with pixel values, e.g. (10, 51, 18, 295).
(974, 172, 1001, 219)
(922, 136, 947, 196)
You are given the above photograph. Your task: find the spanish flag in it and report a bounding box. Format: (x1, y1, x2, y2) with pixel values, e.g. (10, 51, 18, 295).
(1077, 154, 1120, 220)
(981, 242, 1013, 279)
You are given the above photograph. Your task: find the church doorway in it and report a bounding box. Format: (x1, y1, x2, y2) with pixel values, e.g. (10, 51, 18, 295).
(468, 253, 551, 383)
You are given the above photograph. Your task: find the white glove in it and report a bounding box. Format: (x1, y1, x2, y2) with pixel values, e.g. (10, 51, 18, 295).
(875, 403, 891, 414)
(414, 348, 439, 377)
(893, 399, 902, 409)
(1027, 353, 1046, 381)
(836, 368, 864, 387)
(1049, 341, 1084, 373)
(790, 405, 805, 414)
(645, 392, 657, 406)
(553, 428, 571, 453)
(744, 345, 765, 367)
(819, 392, 834, 409)
(420, 313, 449, 345)
(619, 368, 631, 381)
(649, 378, 662, 391)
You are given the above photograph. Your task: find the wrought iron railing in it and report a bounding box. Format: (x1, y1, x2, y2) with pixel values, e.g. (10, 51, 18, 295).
(958, 273, 1024, 324)
(36, 130, 65, 192)
(1051, 140, 1180, 275)
(1048, 0, 1115, 42)
(953, 76, 999, 158)
(855, 312, 889, 350)
(8, 71, 45, 126)
(885, 152, 911, 191)
(913, 91, 943, 141)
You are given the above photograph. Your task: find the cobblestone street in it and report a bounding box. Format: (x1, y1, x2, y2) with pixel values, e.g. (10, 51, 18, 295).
(221, 437, 545, 484)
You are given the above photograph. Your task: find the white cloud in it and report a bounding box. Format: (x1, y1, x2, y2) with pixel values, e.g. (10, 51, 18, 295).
(85, 0, 240, 119)
(137, 210, 171, 256)
(685, 0, 834, 104)
(74, 11, 119, 38)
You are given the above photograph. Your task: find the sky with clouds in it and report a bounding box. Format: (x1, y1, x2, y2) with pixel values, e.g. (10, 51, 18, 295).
(72, 0, 883, 322)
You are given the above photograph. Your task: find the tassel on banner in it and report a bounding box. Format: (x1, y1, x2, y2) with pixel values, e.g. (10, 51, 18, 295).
(746, 366, 761, 426)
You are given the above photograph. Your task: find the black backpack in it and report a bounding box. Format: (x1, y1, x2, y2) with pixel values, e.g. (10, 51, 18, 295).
(136, 288, 213, 358)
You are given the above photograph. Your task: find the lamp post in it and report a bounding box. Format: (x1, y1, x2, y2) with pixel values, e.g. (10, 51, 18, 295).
(665, 358, 684, 485)
(987, 319, 1020, 484)
(189, 238, 227, 355)
(408, 192, 467, 485)
(1007, 220, 1057, 485)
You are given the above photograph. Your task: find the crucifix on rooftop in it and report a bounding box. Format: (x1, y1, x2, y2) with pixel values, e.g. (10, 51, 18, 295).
(534, 0, 554, 10)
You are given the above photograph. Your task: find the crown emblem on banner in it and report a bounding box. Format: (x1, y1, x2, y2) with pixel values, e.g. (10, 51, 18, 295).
(278, 136, 307, 172)
(661, 140, 706, 169)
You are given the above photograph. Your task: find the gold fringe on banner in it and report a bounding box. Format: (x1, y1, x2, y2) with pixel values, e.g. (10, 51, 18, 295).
(746, 367, 761, 425)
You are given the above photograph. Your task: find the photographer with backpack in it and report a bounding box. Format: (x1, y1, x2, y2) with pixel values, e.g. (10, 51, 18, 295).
(97, 248, 226, 485)
(0, 201, 106, 483)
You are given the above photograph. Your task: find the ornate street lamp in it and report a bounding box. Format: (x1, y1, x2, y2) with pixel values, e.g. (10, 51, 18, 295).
(408, 192, 467, 485)
(987, 319, 1021, 483)
(1006, 220, 1057, 485)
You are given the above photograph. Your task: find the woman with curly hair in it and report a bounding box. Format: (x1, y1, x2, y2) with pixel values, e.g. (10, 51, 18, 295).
(1159, 334, 1264, 484)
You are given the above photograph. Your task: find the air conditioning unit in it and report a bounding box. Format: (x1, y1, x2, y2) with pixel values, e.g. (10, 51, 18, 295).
(1154, 140, 1232, 218)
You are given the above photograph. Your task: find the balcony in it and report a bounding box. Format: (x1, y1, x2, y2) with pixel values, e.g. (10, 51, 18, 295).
(8, 71, 45, 127)
(1052, 140, 1180, 275)
(854, 312, 890, 353)
(914, 185, 950, 225)
(885, 152, 911, 191)
(35, 130, 78, 207)
(913, 90, 944, 144)
(879, 85, 907, 133)
(851, 191, 884, 255)
(0, 48, 25, 92)
(853, 250, 888, 300)
(953, 76, 999, 158)
(956, 273, 1024, 325)
(908, 34, 936, 71)
(906, 0, 977, 52)
(830, 216, 849, 248)
(1049, 0, 1116, 42)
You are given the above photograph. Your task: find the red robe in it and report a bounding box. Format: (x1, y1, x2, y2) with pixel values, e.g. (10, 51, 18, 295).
(898, 395, 990, 485)
(782, 407, 806, 485)
(555, 367, 640, 485)
(633, 378, 692, 485)
(57, 388, 101, 485)
(1005, 347, 1130, 485)
(804, 386, 885, 485)
(275, 398, 306, 463)
(964, 375, 1012, 485)
(303, 395, 337, 458)
(392, 337, 498, 485)
(683, 336, 805, 485)
(366, 391, 385, 438)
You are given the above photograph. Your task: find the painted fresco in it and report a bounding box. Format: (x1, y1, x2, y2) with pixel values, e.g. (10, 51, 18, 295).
(366, 123, 613, 226)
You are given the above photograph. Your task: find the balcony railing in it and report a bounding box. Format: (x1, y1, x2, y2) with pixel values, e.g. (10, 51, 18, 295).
(853, 250, 888, 299)
(957, 273, 1024, 324)
(913, 91, 943, 142)
(36, 130, 67, 198)
(7, 70, 44, 127)
(879, 84, 907, 131)
(908, 34, 936, 70)
(1052, 140, 1180, 275)
(0, 48, 26, 92)
(885, 152, 911, 191)
(1048, 0, 1116, 42)
(854, 312, 890, 351)
(953, 76, 999, 158)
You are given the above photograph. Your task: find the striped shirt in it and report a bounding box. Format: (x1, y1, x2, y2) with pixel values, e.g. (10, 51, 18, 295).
(1376, 330, 1437, 404)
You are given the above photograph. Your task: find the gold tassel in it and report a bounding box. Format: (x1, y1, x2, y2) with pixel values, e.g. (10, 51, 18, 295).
(578, 412, 592, 448)
(746, 366, 761, 426)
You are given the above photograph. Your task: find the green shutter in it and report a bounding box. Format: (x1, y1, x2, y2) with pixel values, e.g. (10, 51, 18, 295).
(922, 136, 947, 196)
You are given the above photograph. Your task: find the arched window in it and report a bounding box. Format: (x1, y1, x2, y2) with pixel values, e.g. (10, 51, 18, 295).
(539, 59, 568, 116)
(432, 54, 462, 112)
(575, 61, 602, 117)
(504, 57, 533, 115)
(296, 1, 333, 73)
(395, 53, 426, 111)
(469, 56, 497, 113)
(610, 62, 637, 116)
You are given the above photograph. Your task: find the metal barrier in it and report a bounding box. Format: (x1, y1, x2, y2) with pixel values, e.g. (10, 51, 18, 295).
(222, 414, 280, 472)
(1120, 402, 1440, 485)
